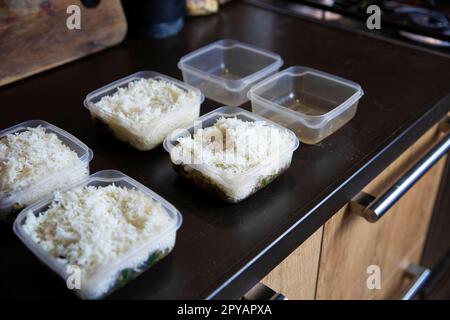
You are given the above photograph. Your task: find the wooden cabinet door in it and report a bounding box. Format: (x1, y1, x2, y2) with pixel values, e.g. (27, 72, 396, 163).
(315, 125, 448, 299)
(262, 227, 323, 299)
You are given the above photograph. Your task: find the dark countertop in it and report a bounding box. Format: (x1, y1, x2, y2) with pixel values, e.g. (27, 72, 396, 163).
(0, 2, 449, 300)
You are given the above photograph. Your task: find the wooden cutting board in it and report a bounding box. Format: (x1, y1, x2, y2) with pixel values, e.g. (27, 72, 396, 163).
(0, 0, 127, 86)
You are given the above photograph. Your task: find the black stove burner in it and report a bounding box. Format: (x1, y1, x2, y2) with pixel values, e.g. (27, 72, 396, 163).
(266, 0, 450, 50)
(395, 7, 449, 30)
(410, 11, 448, 29)
(393, 7, 450, 47)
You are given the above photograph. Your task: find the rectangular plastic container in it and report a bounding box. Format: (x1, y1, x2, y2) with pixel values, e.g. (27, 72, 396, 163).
(83, 71, 204, 151)
(0, 120, 93, 222)
(178, 39, 283, 107)
(13, 170, 182, 300)
(248, 66, 364, 144)
(163, 106, 299, 203)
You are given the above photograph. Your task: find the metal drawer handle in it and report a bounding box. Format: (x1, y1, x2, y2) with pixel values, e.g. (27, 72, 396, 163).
(242, 283, 288, 300)
(401, 264, 431, 300)
(350, 132, 450, 222)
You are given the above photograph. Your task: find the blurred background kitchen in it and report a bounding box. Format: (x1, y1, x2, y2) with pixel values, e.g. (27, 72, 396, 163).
(1, 0, 449, 87)
(121, 0, 450, 52)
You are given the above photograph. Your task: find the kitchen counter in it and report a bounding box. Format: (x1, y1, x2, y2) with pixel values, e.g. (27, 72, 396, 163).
(0, 2, 449, 300)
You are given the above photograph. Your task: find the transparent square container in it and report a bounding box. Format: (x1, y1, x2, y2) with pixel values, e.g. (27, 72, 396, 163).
(83, 71, 204, 151)
(0, 120, 93, 222)
(178, 39, 283, 107)
(248, 66, 364, 144)
(163, 107, 299, 203)
(13, 170, 182, 300)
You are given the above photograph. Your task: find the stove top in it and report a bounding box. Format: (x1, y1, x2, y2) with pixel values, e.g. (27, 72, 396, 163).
(336, 0, 450, 46)
(245, 0, 450, 54)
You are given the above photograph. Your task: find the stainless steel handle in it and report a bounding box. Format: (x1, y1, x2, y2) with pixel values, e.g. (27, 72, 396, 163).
(242, 283, 288, 300)
(401, 264, 431, 300)
(351, 132, 450, 222)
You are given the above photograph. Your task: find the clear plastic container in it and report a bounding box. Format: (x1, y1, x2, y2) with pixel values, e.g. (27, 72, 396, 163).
(13, 170, 182, 300)
(0, 120, 93, 222)
(83, 71, 204, 151)
(248, 66, 364, 144)
(163, 107, 299, 203)
(178, 39, 283, 107)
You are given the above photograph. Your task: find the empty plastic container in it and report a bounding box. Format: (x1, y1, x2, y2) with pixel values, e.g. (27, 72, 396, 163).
(248, 66, 364, 144)
(13, 170, 182, 300)
(163, 106, 299, 203)
(0, 120, 93, 222)
(178, 39, 283, 107)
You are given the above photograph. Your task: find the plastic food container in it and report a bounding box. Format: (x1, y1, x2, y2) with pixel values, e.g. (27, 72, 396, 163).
(0, 120, 93, 222)
(178, 39, 283, 107)
(248, 66, 364, 144)
(13, 170, 182, 300)
(163, 107, 299, 203)
(84, 71, 204, 151)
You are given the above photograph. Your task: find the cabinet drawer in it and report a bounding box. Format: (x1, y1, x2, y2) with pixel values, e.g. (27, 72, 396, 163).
(316, 124, 448, 299)
(373, 241, 425, 299)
